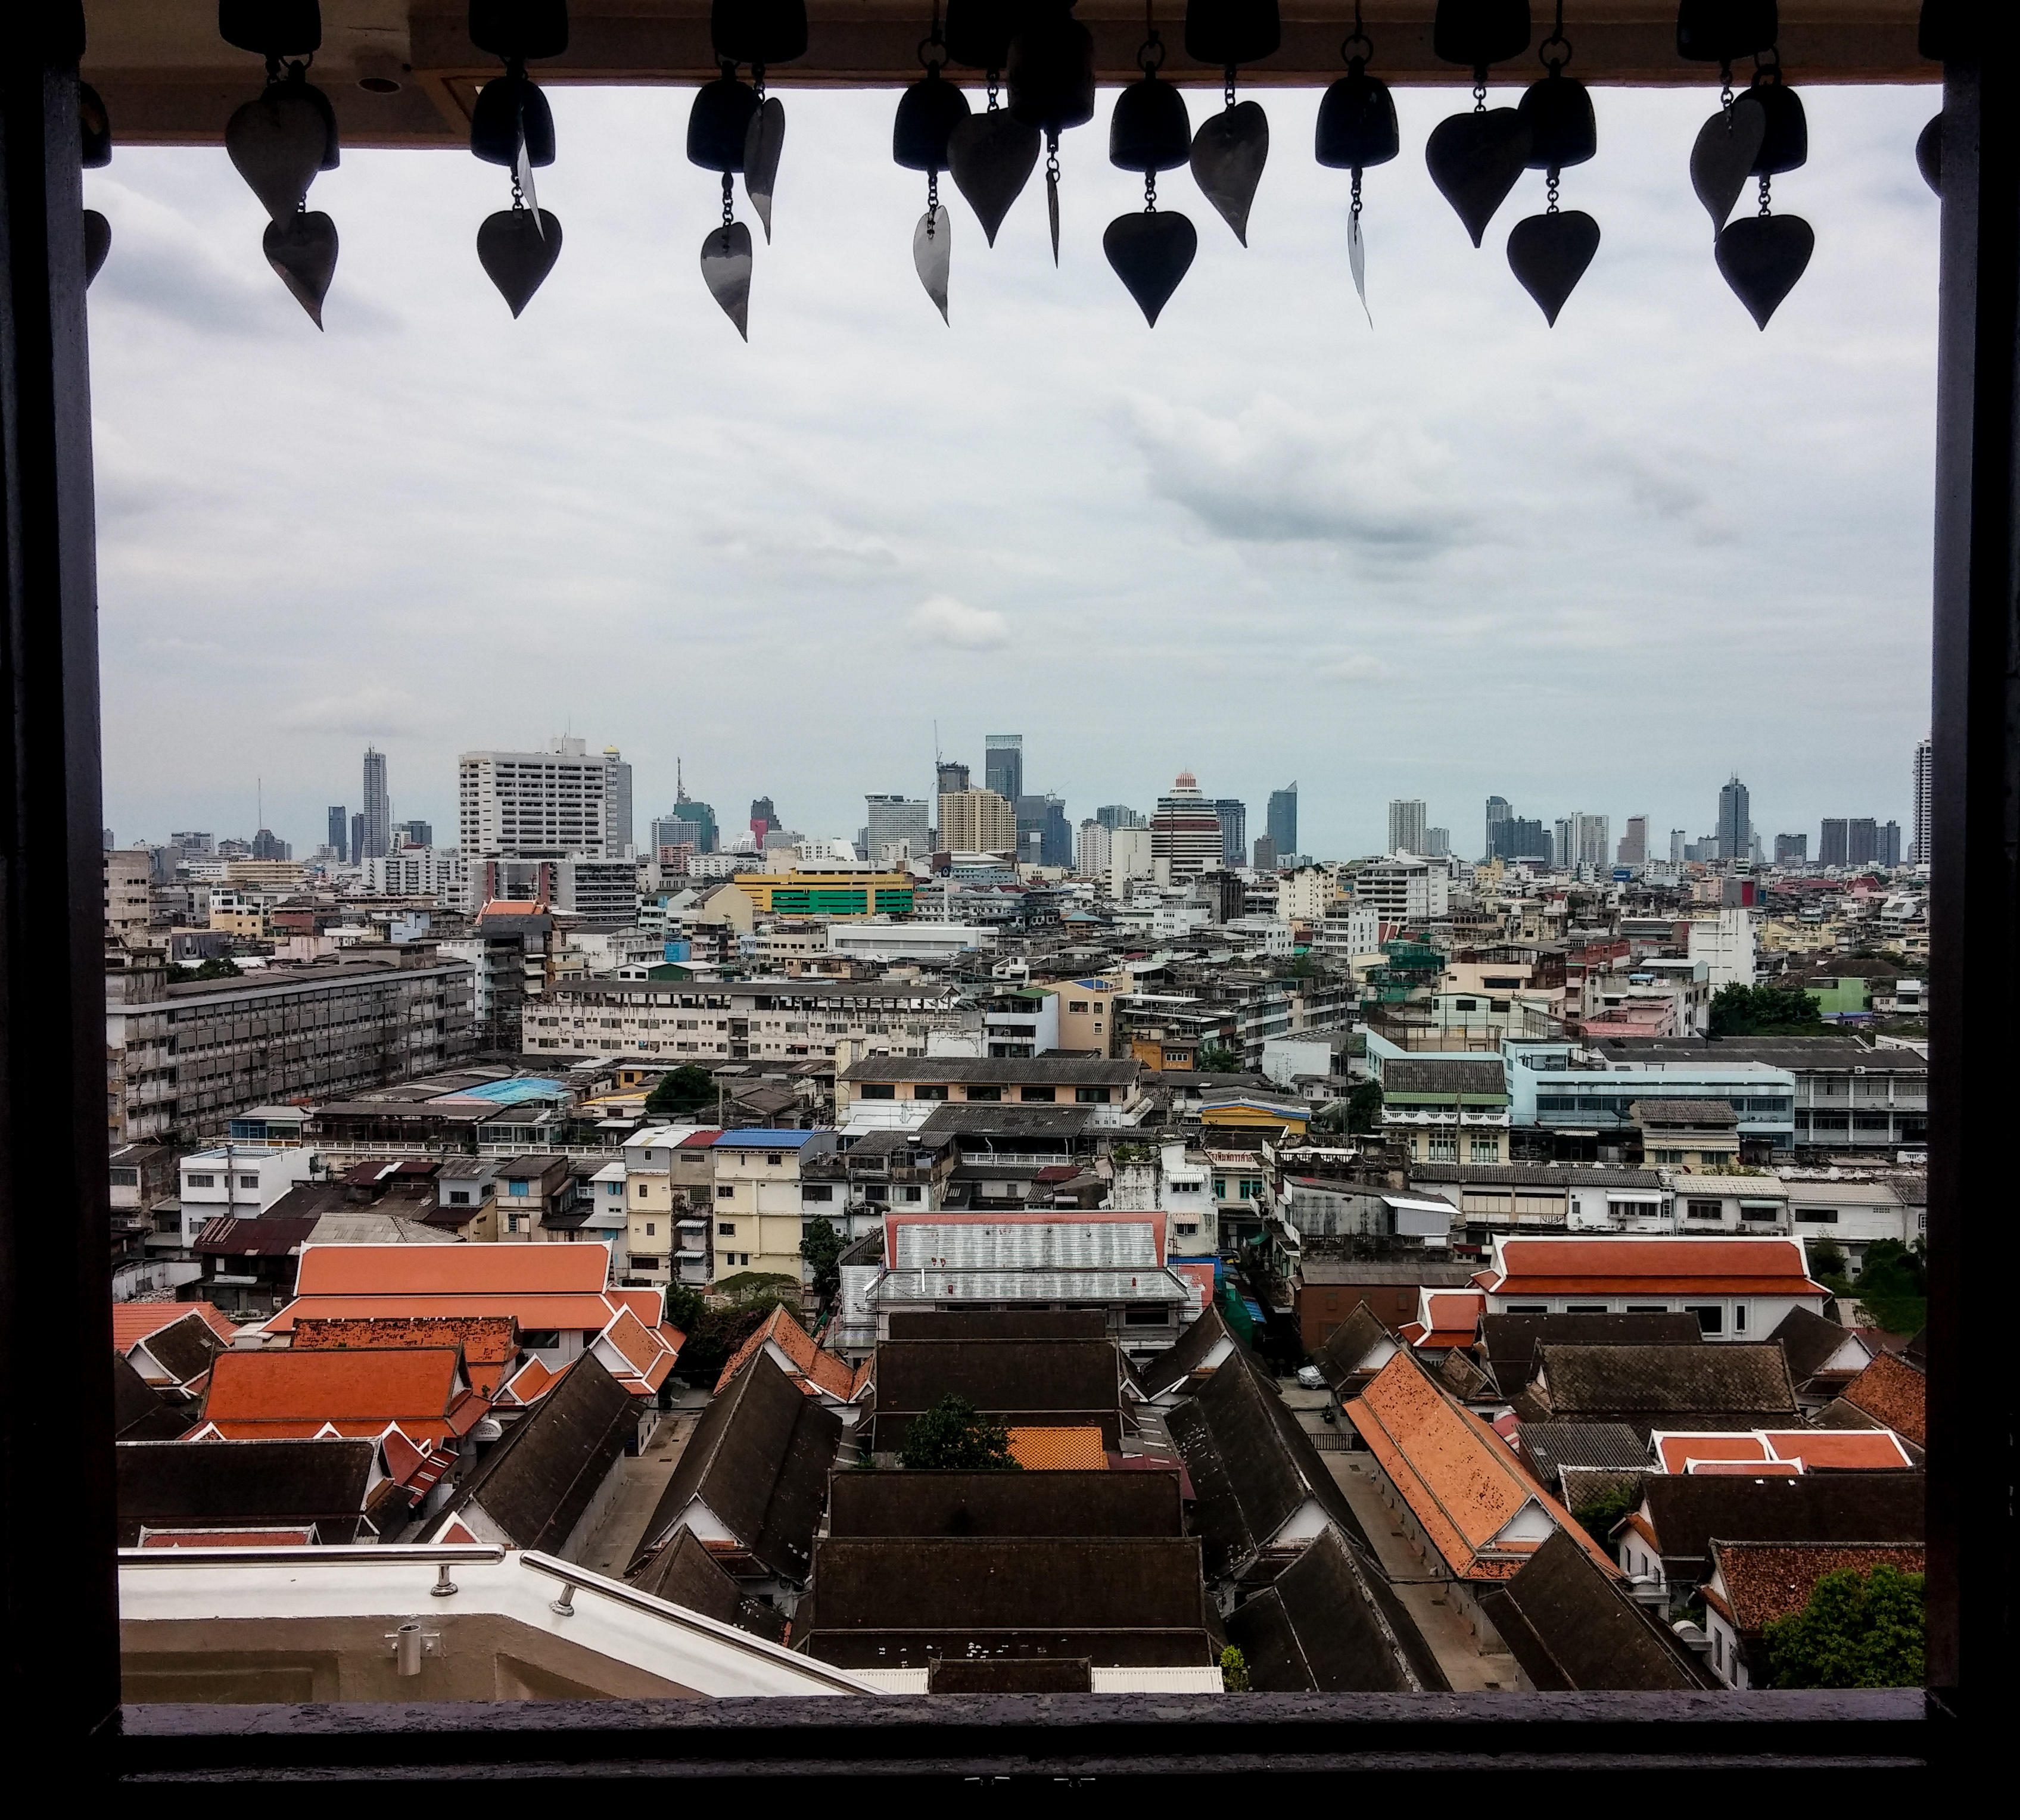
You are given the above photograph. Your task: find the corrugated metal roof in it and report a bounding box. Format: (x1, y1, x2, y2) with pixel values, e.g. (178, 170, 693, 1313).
(894, 1220, 1158, 1271)
(874, 1269, 1193, 1303)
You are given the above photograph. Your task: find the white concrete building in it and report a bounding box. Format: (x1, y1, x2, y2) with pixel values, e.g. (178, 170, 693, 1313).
(1687, 906, 1758, 987)
(1353, 857, 1449, 923)
(459, 736, 631, 862)
(827, 922, 995, 963)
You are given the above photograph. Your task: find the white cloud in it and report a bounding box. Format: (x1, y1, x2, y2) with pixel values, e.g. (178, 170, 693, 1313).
(908, 594, 1009, 650)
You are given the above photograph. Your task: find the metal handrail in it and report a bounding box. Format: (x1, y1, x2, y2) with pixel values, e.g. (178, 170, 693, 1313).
(515, 1552, 870, 1693)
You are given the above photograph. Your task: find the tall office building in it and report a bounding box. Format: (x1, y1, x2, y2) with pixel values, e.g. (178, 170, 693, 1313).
(1424, 827, 1451, 859)
(749, 797, 780, 844)
(1554, 812, 1610, 871)
(1819, 818, 1848, 865)
(936, 760, 970, 801)
(1484, 795, 1510, 860)
(1499, 816, 1548, 862)
(1716, 774, 1750, 863)
(250, 828, 291, 861)
(1879, 820, 1901, 867)
(1252, 835, 1278, 871)
(653, 800, 718, 855)
(362, 747, 391, 861)
(350, 812, 365, 867)
(1617, 815, 1648, 865)
(326, 806, 347, 855)
(1387, 798, 1428, 856)
(171, 831, 215, 855)
(866, 793, 932, 860)
(1912, 735, 1932, 865)
(1097, 804, 1146, 830)
(939, 789, 1016, 854)
(459, 737, 629, 860)
(394, 819, 432, 849)
(1266, 784, 1298, 859)
(1847, 817, 1879, 866)
(601, 747, 633, 857)
(1076, 818, 1112, 875)
(1013, 794, 1072, 868)
(1212, 799, 1247, 870)
(984, 734, 1023, 805)
(1151, 772, 1225, 880)
(1775, 833, 1809, 863)
(1670, 828, 1687, 863)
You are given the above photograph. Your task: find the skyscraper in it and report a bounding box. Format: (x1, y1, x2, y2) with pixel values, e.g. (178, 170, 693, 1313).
(1387, 799, 1428, 856)
(939, 789, 1016, 853)
(1097, 804, 1146, 830)
(985, 734, 1023, 805)
(1484, 795, 1510, 860)
(1880, 820, 1901, 867)
(350, 812, 365, 866)
(749, 797, 780, 844)
(866, 793, 931, 860)
(1554, 812, 1610, 871)
(460, 738, 627, 859)
(394, 820, 432, 848)
(936, 760, 970, 800)
(1151, 772, 1224, 880)
(362, 746, 391, 861)
(1267, 784, 1298, 859)
(1775, 833, 1808, 863)
(1252, 835, 1278, 871)
(326, 805, 347, 854)
(602, 747, 633, 858)
(1819, 818, 1848, 865)
(1913, 735, 1932, 865)
(1848, 818, 1879, 866)
(1716, 774, 1750, 863)
(1670, 829, 1687, 863)
(1424, 827, 1451, 859)
(1212, 799, 1247, 870)
(1617, 815, 1648, 865)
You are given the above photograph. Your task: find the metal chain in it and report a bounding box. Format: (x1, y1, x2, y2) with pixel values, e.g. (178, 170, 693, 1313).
(1473, 74, 1487, 113)
(1224, 65, 1236, 110)
(1350, 168, 1363, 225)
(511, 172, 525, 211)
(926, 171, 939, 238)
(721, 172, 734, 228)
(1720, 60, 1735, 114)
(1046, 135, 1060, 185)
(1758, 173, 1772, 217)
(752, 62, 766, 101)
(1144, 170, 1157, 214)
(987, 69, 1000, 110)
(1546, 169, 1561, 214)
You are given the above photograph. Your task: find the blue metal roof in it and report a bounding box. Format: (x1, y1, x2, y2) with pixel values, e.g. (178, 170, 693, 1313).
(710, 1129, 817, 1148)
(432, 1077, 568, 1106)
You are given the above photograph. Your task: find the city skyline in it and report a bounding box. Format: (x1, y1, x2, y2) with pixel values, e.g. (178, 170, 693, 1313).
(92, 86, 1935, 874)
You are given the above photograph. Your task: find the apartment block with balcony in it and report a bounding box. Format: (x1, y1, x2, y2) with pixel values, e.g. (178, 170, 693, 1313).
(835, 1056, 1144, 1127)
(1376, 1057, 1512, 1166)
(708, 1129, 841, 1285)
(619, 1125, 722, 1288)
(531, 977, 973, 1064)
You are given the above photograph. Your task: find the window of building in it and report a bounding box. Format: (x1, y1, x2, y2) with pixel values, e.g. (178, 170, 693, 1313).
(645, 1223, 655, 1236)
(766, 1153, 783, 1165)
(1469, 1138, 1499, 1162)
(1686, 1198, 1723, 1220)
(902, 1186, 922, 1202)
(858, 1084, 896, 1099)
(803, 1185, 833, 1202)
(1799, 1207, 1840, 1223)
(1075, 1087, 1112, 1104)
(1020, 1087, 1057, 1102)
(1506, 1304, 1549, 1314)
(508, 1180, 529, 1196)
(1123, 1305, 1168, 1326)
(717, 1223, 736, 1237)
(1069, 1001, 1088, 1013)
(186, 1174, 215, 1188)
(1428, 1138, 1458, 1162)
(1175, 1221, 1198, 1236)
(717, 1185, 735, 1199)
(519, 1330, 559, 1348)
(1566, 1303, 1609, 1313)
(1685, 1304, 1725, 1336)
(449, 1191, 469, 1206)
(1625, 1304, 1670, 1313)
(912, 1085, 950, 1101)
(966, 1085, 1003, 1102)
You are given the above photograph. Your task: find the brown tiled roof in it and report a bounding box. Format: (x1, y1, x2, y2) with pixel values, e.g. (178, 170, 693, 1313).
(1482, 1312, 1702, 1395)
(1224, 1526, 1448, 1694)
(1479, 1529, 1708, 1691)
(1633, 1472, 1925, 1575)
(1841, 1350, 1926, 1446)
(1530, 1343, 1800, 1431)
(1707, 1541, 1925, 1634)
(826, 1469, 1182, 1539)
(714, 1304, 859, 1401)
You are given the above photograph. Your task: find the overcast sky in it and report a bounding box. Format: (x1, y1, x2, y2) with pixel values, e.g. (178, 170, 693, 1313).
(88, 79, 1939, 861)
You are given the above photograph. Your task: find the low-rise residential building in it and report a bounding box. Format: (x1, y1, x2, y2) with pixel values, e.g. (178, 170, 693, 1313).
(1503, 1042, 1797, 1156)
(709, 1128, 841, 1284)
(1475, 1235, 1830, 1339)
(836, 1054, 1143, 1126)
(533, 977, 970, 1064)
(619, 1125, 721, 1287)
(1378, 1057, 1511, 1165)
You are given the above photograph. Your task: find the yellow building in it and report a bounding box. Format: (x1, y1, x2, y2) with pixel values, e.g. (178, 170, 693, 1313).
(223, 858, 306, 889)
(1200, 1092, 1310, 1139)
(707, 1129, 838, 1286)
(937, 788, 1016, 854)
(731, 870, 916, 918)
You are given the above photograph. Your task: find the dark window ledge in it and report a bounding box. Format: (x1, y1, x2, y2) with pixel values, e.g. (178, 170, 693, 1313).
(120, 1690, 1929, 1782)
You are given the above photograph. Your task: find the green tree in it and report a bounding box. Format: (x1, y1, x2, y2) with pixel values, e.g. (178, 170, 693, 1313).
(1847, 1238, 1928, 1333)
(897, 1394, 1022, 1470)
(661, 1282, 705, 1335)
(800, 1215, 845, 1302)
(1708, 983, 1824, 1037)
(1219, 1646, 1250, 1693)
(675, 1292, 795, 1388)
(1764, 1564, 1925, 1689)
(1194, 1042, 1243, 1074)
(647, 1064, 716, 1120)
(1806, 1238, 1849, 1286)
(1344, 1080, 1384, 1135)
(1572, 1481, 1642, 1548)
(167, 955, 243, 983)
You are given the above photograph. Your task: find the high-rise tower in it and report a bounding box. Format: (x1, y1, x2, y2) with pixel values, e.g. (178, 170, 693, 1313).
(1717, 774, 1750, 863)
(1913, 736, 1932, 865)
(362, 747, 391, 860)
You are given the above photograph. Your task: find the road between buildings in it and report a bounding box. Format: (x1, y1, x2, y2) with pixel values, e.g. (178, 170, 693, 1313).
(577, 1411, 699, 1578)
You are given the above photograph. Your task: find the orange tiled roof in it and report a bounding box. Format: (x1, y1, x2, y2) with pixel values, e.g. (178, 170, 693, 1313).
(1706, 1542, 1926, 1633)
(1654, 1429, 1916, 1474)
(1841, 1351, 1926, 1447)
(608, 1285, 667, 1329)
(714, 1305, 859, 1400)
(113, 1301, 237, 1352)
(294, 1315, 518, 1394)
(291, 1242, 611, 1298)
(1006, 1426, 1108, 1470)
(267, 1292, 623, 1334)
(1483, 1236, 1826, 1299)
(200, 1346, 488, 1443)
(495, 1354, 563, 1406)
(1346, 1351, 1619, 1584)
(595, 1305, 678, 1394)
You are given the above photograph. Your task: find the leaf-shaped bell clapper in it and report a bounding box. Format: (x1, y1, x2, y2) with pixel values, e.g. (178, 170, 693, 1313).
(1007, 4, 1095, 133)
(1516, 68, 1595, 172)
(1183, 0, 1281, 69)
(472, 70, 557, 167)
(945, 0, 1019, 72)
(1315, 64, 1399, 170)
(218, 0, 322, 58)
(1431, 0, 1532, 72)
(1674, 0, 1779, 64)
(1748, 77, 1807, 176)
(1109, 71, 1191, 176)
(689, 69, 762, 172)
(226, 78, 331, 221)
(895, 66, 972, 173)
(468, 1, 572, 61)
(711, 0, 808, 67)
(80, 80, 112, 168)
